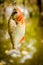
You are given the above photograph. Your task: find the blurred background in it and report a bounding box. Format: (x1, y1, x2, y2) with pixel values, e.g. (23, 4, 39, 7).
(0, 0, 43, 65)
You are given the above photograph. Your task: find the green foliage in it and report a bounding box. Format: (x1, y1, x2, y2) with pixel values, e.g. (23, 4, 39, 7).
(0, 1, 43, 65)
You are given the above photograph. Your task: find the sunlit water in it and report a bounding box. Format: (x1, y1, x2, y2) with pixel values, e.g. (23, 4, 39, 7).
(3, 38, 37, 64)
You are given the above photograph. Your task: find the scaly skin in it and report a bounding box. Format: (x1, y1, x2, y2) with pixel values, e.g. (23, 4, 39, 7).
(8, 7, 25, 49)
